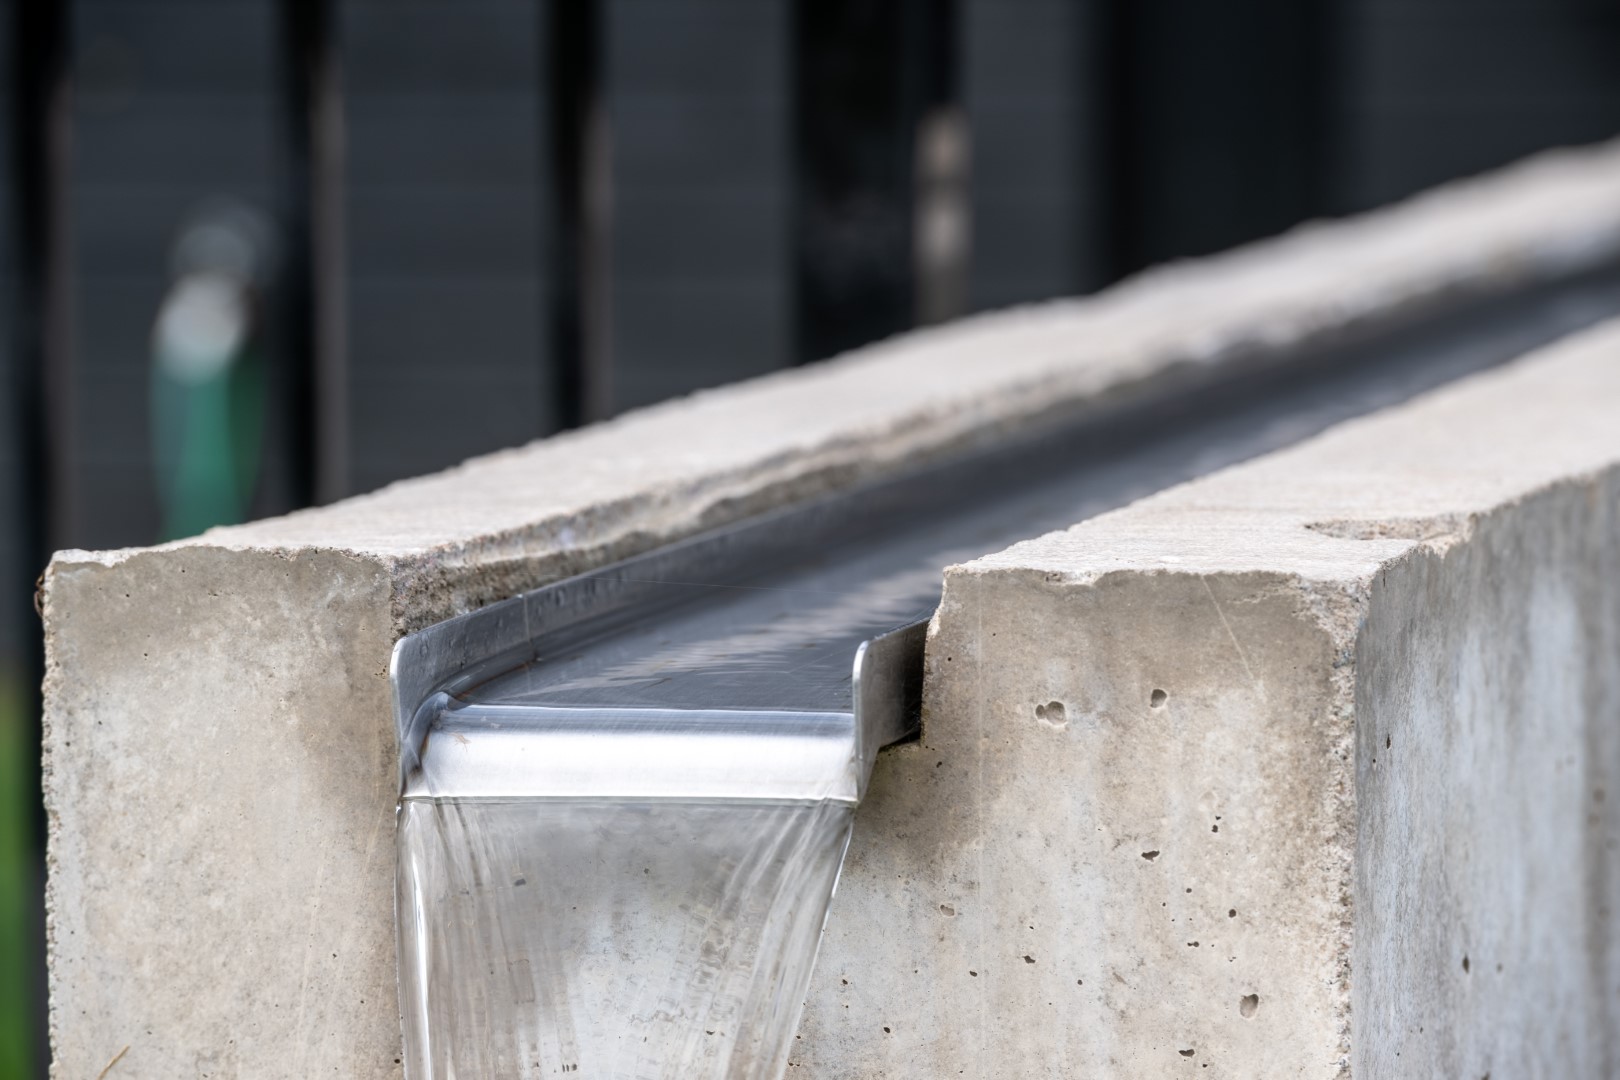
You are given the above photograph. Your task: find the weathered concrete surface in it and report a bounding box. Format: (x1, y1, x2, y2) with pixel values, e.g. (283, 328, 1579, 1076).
(41, 141, 1620, 1077)
(44, 551, 400, 1077)
(793, 318, 1620, 1076)
(1354, 482, 1620, 1077)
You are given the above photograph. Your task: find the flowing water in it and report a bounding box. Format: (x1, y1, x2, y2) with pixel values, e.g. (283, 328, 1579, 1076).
(396, 706, 860, 1080)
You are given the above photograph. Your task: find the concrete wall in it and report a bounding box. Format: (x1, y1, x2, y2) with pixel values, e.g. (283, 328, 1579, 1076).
(40, 143, 1620, 1076)
(799, 567, 1359, 1075)
(1354, 479, 1620, 1077)
(44, 549, 399, 1076)
(793, 321, 1620, 1075)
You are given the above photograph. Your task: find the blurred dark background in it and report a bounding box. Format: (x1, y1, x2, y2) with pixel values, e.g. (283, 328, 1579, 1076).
(3, 0, 1618, 1074)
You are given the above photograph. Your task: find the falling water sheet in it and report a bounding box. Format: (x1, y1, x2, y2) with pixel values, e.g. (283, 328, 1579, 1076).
(396, 705, 862, 1080)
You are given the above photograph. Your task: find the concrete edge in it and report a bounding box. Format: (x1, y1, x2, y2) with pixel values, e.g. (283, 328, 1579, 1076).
(48, 140, 1620, 633)
(916, 309, 1620, 1072)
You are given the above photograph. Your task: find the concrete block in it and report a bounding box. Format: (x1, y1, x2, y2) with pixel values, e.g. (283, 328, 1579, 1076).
(793, 319, 1620, 1075)
(42, 141, 1620, 1076)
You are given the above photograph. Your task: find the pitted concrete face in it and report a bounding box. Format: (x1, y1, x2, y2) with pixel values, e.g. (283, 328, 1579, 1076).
(793, 321, 1620, 1076)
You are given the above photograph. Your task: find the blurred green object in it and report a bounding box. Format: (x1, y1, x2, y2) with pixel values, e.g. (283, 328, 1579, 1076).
(151, 202, 273, 542)
(151, 324, 266, 541)
(0, 672, 34, 1079)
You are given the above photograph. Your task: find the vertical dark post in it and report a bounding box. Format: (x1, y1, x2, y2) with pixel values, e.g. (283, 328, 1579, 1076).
(1093, 0, 1135, 285)
(962, 0, 1103, 310)
(12, 0, 74, 552)
(8, 1, 70, 1071)
(548, 0, 610, 426)
(913, 0, 965, 326)
(794, 0, 954, 364)
(1100, 0, 1336, 278)
(280, 0, 347, 505)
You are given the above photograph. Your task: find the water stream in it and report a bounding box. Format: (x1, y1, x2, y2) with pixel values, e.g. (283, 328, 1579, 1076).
(396, 705, 862, 1079)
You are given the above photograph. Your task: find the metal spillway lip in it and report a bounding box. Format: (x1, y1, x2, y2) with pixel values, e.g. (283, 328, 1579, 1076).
(390, 533, 927, 802)
(406, 706, 865, 803)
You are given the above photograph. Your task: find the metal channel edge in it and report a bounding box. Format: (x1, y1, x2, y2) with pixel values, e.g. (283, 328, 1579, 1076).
(388, 499, 933, 794)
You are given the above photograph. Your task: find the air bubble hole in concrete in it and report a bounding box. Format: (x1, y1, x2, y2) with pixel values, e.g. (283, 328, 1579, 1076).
(1150, 689, 1169, 708)
(1240, 994, 1260, 1018)
(1034, 701, 1067, 727)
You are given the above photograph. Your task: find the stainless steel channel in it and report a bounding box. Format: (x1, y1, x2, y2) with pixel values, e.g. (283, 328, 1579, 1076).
(394, 261, 1620, 767)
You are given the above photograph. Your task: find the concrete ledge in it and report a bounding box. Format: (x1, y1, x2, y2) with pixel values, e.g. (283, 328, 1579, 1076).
(42, 141, 1620, 1076)
(66, 140, 1620, 631)
(794, 317, 1620, 1075)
